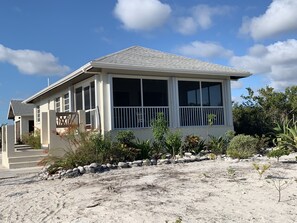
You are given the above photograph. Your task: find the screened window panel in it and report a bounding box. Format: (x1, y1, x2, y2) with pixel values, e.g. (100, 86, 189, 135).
(143, 79, 168, 106)
(178, 81, 201, 106)
(202, 82, 223, 106)
(113, 78, 141, 106)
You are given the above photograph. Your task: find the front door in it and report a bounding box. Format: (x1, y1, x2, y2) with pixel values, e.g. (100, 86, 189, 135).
(29, 120, 34, 133)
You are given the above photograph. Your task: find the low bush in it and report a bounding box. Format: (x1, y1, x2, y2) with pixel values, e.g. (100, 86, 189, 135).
(208, 135, 228, 155)
(134, 139, 151, 160)
(267, 148, 290, 162)
(182, 135, 205, 154)
(166, 130, 182, 157)
(227, 134, 258, 159)
(116, 130, 135, 147)
(22, 130, 41, 149)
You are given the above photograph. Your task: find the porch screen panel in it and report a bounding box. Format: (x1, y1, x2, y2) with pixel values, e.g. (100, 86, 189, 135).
(113, 78, 141, 129)
(178, 81, 200, 106)
(113, 78, 169, 129)
(178, 81, 224, 126)
(178, 81, 202, 126)
(201, 82, 223, 106)
(143, 80, 168, 106)
(113, 78, 141, 106)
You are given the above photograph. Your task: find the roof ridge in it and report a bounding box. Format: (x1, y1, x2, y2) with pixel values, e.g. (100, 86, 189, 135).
(93, 45, 140, 62)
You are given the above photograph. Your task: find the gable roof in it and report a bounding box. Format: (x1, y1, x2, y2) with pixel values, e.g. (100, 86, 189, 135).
(8, 100, 35, 119)
(91, 46, 251, 77)
(24, 46, 251, 103)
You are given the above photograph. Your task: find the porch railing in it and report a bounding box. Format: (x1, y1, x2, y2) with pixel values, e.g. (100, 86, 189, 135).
(56, 112, 78, 128)
(179, 106, 224, 126)
(113, 107, 169, 129)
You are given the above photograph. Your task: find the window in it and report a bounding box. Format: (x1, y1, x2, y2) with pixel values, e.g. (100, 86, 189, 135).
(75, 87, 83, 110)
(90, 82, 95, 109)
(74, 81, 96, 126)
(178, 81, 200, 106)
(36, 106, 40, 122)
(64, 93, 69, 112)
(55, 97, 61, 112)
(84, 86, 90, 110)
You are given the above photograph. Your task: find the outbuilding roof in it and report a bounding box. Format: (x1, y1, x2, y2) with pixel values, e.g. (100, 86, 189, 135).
(7, 100, 35, 119)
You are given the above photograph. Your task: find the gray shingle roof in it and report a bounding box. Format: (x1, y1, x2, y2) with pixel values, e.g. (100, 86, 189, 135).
(8, 100, 34, 119)
(92, 46, 250, 76)
(24, 46, 251, 103)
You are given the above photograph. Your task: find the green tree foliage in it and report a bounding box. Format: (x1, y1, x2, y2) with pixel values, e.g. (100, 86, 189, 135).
(233, 86, 297, 136)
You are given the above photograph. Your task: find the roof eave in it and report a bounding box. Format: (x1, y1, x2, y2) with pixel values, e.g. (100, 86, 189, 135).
(24, 62, 93, 103)
(91, 61, 251, 78)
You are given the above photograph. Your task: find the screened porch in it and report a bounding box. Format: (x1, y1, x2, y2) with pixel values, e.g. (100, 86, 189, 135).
(112, 77, 225, 129)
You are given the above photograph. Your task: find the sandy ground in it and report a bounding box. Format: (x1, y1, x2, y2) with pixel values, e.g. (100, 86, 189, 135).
(1, 156, 297, 223)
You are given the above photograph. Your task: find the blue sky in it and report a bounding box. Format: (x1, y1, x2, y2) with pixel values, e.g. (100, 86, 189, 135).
(1, 0, 297, 124)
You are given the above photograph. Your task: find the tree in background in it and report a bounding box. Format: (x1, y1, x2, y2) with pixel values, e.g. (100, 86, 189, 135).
(233, 86, 297, 137)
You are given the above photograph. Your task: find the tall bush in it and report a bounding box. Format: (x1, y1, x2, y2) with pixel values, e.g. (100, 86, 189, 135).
(151, 113, 168, 155)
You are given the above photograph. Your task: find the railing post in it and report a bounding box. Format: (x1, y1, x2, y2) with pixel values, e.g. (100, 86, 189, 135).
(78, 110, 86, 132)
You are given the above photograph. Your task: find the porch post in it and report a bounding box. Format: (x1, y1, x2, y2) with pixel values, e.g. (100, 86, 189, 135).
(169, 77, 179, 128)
(40, 112, 48, 147)
(224, 79, 233, 127)
(94, 74, 99, 129)
(5, 125, 15, 158)
(47, 110, 56, 150)
(101, 72, 112, 132)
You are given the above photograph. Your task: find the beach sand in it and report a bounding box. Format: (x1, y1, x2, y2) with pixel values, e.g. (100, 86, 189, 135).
(1, 157, 297, 223)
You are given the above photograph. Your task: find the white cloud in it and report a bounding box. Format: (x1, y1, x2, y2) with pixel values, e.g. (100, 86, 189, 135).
(177, 41, 234, 59)
(176, 17, 197, 35)
(231, 80, 243, 89)
(176, 5, 232, 35)
(239, 0, 297, 40)
(0, 44, 69, 76)
(230, 39, 297, 90)
(114, 0, 171, 31)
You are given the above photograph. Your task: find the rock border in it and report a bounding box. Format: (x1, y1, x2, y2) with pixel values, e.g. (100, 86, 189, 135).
(38, 153, 209, 180)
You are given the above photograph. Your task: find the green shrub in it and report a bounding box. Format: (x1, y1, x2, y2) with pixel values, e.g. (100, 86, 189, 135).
(254, 134, 270, 155)
(151, 113, 168, 153)
(134, 139, 151, 160)
(208, 135, 228, 155)
(182, 135, 205, 154)
(116, 130, 135, 147)
(166, 130, 182, 157)
(274, 118, 297, 152)
(227, 134, 258, 159)
(267, 148, 290, 162)
(22, 130, 41, 149)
